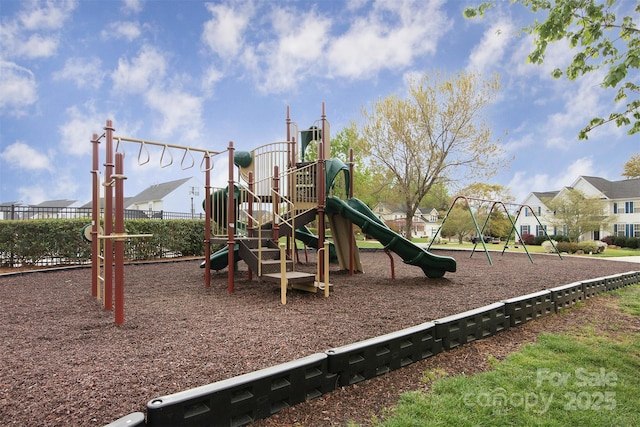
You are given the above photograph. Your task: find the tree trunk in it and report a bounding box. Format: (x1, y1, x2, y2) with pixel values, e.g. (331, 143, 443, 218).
(404, 214, 413, 240)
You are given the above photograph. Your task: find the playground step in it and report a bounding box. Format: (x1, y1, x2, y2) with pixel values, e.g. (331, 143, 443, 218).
(261, 271, 317, 285)
(259, 259, 294, 274)
(237, 237, 276, 249)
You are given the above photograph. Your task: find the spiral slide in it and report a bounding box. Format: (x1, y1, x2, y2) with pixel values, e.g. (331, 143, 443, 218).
(325, 196, 456, 278)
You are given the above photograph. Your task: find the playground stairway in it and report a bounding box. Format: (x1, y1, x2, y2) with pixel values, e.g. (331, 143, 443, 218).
(237, 238, 317, 290)
(259, 207, 318, 237)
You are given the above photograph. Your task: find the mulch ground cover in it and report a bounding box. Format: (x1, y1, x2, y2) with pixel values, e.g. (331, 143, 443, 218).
(1, 249, 638, 426)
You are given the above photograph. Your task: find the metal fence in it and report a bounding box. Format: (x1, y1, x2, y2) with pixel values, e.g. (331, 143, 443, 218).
(0, 205, 203, 221)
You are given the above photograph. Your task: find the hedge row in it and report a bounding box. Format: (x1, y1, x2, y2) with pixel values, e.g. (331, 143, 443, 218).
(0, 219, 207, 267)
(601, 235, 640, 249)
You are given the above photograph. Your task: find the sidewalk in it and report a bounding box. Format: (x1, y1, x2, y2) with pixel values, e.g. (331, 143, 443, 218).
(603, 256, 640, 264)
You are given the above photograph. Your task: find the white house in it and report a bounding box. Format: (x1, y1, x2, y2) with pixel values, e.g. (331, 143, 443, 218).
(371, 202, 441, 238)
(516, 176, 640, 241)
(127, 177, 204, 217)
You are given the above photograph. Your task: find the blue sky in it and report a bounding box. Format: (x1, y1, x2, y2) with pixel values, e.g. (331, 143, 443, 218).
(0, 0, 637, 207)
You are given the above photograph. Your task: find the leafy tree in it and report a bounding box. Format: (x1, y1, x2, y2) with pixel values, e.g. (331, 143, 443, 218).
(422, 182, 451, 213)
(359, 71, 510, 240)
(543, 188, 608, 242)
(459, 182, 514, 203)
(622, 152, 640, 178)
(306, 121, 384, 207)
(440, 204, 476, 243)
(457, 183, 515, 238)
(464, 0, 640, 139)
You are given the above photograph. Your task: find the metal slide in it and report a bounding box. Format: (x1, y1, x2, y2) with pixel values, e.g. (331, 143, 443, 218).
(325, 196, 456, 278)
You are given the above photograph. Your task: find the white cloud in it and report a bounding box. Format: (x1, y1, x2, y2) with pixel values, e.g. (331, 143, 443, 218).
(111, 45, 167, 93)
(0, 61, 38, 116)
(507, 157, 600, 202)
(18, 0, 77, 31)
(256, 7, 331, 92)
(59, 105, 105, 156)
(144, 86, 203, 141)
(327, 0, 451, 80)
(101, 21, 142, 41)
(0, 0, 77, 59)
(18, 33, 60, 58)
(502, 132, 536, 154)
(201, 65, 224, 96)
(466, 20, 515, 75)
(17, 185, 50, 205)
(510, 32, 572, 80)
(202, 2, 252, 58)
(122, 0, 144, 14)
(543, 71, 608, 149)
(53, 57, 105, 89)
(0, 141, 53, 172)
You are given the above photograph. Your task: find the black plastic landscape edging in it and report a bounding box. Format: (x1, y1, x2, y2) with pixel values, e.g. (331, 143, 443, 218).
(104, 270, 640, 427)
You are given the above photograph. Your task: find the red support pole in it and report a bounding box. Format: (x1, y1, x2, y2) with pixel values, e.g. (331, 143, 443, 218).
(227, 141, 235, 293)
(104, 120, 114, 311)
(204, 154, 211, 288)
(91, 133, 100, 298)
(114, 153, 125, 324)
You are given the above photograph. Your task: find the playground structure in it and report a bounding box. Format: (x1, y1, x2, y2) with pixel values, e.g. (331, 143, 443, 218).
(89, 120, 230, 322)
(429, 195, 562, 265)
(89, 104, 457, 320)
(202, 104, 457, 298)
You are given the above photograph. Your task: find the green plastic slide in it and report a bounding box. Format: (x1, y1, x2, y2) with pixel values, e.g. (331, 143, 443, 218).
(325, 196, 456, 278)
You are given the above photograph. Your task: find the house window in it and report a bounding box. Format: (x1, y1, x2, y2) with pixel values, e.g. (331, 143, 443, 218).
(625, 201, 634, 214)
(613, 224, 626, 237)
(520, 225, 530, 235)
(634, 224, 640, 238)
(613, 202, 618, 214)
(537, 206, 542, 215)
(524, 207, 530, 217)
(536, 225, 546, 236)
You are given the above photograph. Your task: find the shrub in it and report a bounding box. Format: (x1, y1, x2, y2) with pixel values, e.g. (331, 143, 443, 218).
(578, 241, 599, 254)
(521, 233, 535, 245)
(533, 234, 570, 245)
(541, 240, 558, 253)
(556, 241, 580, 253)
(601, 236, 614, 246)
(613, 235, 628, 247)
(627, 237, 639, 249)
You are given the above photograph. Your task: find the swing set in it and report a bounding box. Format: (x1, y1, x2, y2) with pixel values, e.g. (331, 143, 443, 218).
(428, 195, 562, 265)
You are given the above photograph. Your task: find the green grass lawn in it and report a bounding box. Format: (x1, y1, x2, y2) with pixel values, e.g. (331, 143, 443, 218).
(359, 285, 640, 427)
(356, 239, 640, 258)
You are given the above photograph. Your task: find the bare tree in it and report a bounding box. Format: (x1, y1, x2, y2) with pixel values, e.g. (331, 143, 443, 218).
(359, 71, 510, 239)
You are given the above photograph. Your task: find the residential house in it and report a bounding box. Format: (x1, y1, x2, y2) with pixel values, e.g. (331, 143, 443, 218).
(0, 202, 22, 220)
(516, 176, 640, 241)
(371, 202, 441, 238)
(126, 177, 204, 217)
(27, 199, 78, 219)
